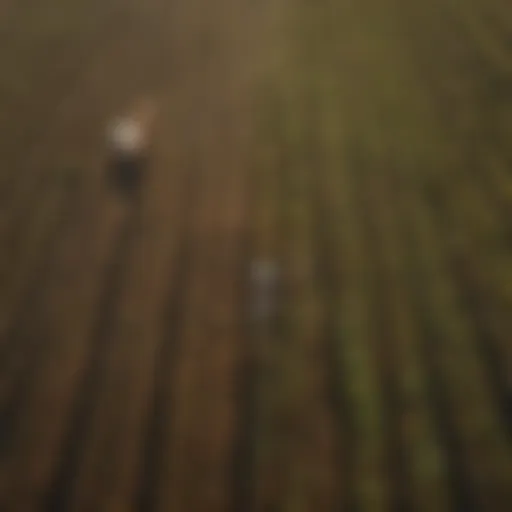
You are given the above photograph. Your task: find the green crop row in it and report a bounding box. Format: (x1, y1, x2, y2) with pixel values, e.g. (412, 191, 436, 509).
(250, 0, 512, 510)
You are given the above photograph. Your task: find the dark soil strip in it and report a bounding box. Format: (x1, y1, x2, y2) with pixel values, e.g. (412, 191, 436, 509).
(135, 154, 201, 512)
(430, 190, 512, 439)
(393, 166, 476, 512)
(461, 122, 512, 251)
(0, 0, 127, 204)
(0, 171, 84, 458)
(403, 0, 512, 440)
(0, 169, 83, 361)
(400, 0, 512, 442)
(451, 260, 512, 439)
(445, 2, 512, 85)
(275, 110, 295, 350)
(229, 158, 256, 512)
(0, 0, 136, 282)
(449, 111, 512, 440)
(348, 142, 409, 512)
(235, 92, 291, 512)
(393, 8, 500, 506)
(42, 194, 143, 512)
(273, 109, 300, 512)
(307, 109, 352, 512)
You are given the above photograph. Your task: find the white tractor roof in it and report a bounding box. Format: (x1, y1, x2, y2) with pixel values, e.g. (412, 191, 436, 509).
(108, 117, 143, 154)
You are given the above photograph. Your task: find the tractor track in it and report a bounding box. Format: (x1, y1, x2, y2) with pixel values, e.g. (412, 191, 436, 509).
(42, 195, 142, 512)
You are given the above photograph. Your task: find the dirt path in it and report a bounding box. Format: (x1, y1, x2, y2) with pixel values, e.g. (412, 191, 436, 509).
(0, 0, 284, 510)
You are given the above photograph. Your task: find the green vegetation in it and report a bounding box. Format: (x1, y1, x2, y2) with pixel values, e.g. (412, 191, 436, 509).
(253, 0, 512, 509)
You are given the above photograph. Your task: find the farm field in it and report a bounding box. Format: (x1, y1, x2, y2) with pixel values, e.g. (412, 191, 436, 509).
(0, 0, 511, 510)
